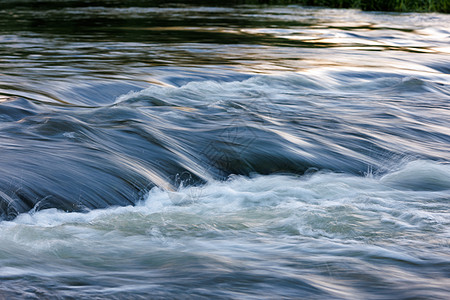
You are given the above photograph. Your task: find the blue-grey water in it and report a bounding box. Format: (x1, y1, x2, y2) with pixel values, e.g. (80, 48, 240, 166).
(0, 1, 449, 299)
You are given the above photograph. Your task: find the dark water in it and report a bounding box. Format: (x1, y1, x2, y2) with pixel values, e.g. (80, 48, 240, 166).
(0, 1, 449, 299)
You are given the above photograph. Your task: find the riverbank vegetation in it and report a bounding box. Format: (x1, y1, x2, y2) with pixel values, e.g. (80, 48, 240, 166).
(238, 0, 449, 12)
(5, 0, 449, 13)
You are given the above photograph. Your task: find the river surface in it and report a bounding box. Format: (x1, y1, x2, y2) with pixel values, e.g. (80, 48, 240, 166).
(0, 1, 449, 299)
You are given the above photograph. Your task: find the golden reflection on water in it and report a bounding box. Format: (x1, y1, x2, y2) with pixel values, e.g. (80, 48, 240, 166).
(0, 95, 15, 103)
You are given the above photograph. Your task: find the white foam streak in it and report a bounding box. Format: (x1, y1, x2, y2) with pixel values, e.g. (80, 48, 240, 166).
(115, 69, 450, 111)
(1, 160, 448, 239)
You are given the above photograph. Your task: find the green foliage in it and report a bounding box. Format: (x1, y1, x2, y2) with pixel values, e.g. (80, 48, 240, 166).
(227, 0, 449, 12)
(8, 0, 447, 12)
(360, 0, 449, 12)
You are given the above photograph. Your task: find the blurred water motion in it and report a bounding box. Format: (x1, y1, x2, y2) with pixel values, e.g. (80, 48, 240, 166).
(0, 2, 449, 299)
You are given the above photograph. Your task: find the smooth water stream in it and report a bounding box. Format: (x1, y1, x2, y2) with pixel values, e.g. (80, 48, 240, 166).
(0, 1, 449, 299)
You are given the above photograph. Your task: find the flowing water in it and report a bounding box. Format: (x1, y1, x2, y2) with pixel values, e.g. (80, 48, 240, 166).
(0, 1, 449, 298)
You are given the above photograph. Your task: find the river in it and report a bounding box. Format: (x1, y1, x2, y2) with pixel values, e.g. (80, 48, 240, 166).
(0, 1, 449, 299)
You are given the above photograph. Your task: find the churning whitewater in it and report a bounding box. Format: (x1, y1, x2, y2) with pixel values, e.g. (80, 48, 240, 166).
(1, 70, 449, 219)
(1, 160, 449, 298)
(0, 2, 449, 299)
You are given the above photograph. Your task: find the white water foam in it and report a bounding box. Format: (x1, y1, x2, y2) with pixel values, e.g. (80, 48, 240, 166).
(114, 68, 450, 107)
(0, 159, 448, 297)
(1, 160, 448, 243)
